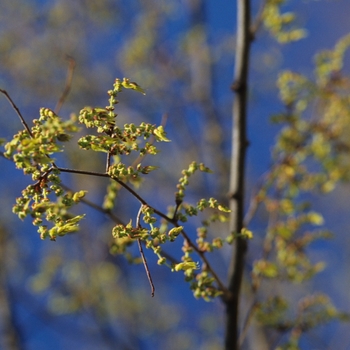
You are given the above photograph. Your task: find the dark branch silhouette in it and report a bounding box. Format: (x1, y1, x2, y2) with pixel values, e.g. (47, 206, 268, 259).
(225, 0, 252, 349)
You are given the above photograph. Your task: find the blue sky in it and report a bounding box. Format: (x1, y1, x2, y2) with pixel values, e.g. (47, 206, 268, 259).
(1, 1, 350, 349)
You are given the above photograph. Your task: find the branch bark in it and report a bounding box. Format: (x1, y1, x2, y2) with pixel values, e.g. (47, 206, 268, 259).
(225, 0, 252, 349)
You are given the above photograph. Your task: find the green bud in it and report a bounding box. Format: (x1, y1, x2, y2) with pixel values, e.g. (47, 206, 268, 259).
(168, 226, 183, 241)
(72, 190, 88, 202)
(157, 257, 166, 265)
(153, 126, 171, 142)
(173, 261, 199, 272)
(121, 78, 146, 95)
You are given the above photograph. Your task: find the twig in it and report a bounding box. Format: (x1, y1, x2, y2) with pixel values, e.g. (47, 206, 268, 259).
(106, 153, 112, 173)
(55, 55, 76, 114)
(175, 225, 229, 295)
(137, 239, 155, 297)
(250, 0, 267, 37)
(60, 183, 124, 224)
(57, 167, 109, 178)
(57, 167, 178, 222)
(239, 300, 259, 346)
(62, 182, 179, 267)
(136, 205, 155, 297)
(172, 200, 182, 221)
(0, 89, 61, 171)
(0, 89, 33, 137)
(243, 169, 270, 227)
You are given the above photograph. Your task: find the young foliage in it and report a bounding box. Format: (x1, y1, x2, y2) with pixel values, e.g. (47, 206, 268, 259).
(249, 34, 350, 345)
(2, 78, 235, 301)
(262, 0, 307, 43)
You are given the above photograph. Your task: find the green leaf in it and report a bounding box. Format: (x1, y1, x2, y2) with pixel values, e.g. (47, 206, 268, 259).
(241, 228, 253, 239)
(121, 78, 146, 95)
(218, 205, 230, 213)
(153, 126, 170, 142)
(72, 191, 88, 202)
(308, 212, 324, 226)
(168, 226, 183, 241)
(173, 261, 199, 272)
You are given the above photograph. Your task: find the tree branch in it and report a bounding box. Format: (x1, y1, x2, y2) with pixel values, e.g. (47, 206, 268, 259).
(2, 85, 227, 301)
(55, 55, 76, 114)
(225, 0, 252, 349)
(58, 166, 228, 295)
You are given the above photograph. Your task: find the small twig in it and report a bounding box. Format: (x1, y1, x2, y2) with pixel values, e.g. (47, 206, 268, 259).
(172, 200, 182, 221)
(243, 169, 270, 227)
(57, 167, 169, 218)
(137, 239, 155, 297)
(180, 226, 229, 296)
(106, 153, 112, 173)
(136, 204, 155, 297)
(136, 204, 143, 227)
(250, 0, 267, 37)
(57, 167, 109, 178)
(0, 89, 60, 171)
(60, 183, 124, 224)
(239, 300, 259, 346)
(55, 55, 76, 114)
(62, 182, 179, 266)
(0, 89, 33, 137)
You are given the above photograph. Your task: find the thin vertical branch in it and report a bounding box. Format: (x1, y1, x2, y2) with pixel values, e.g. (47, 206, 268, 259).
(136, 205, 155, 297)
(106, 153, 112, 173)
(0, 228, 23, 350)
(136, 239, 155, 297)
(55, 55, 76, 114)
(225, 0, 252, 349)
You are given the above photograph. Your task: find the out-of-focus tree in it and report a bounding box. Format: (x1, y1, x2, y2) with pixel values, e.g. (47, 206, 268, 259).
(1, 1, 350, 350)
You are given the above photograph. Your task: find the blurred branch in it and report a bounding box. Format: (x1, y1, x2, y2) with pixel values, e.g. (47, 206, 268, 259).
(0, 227, 23, 350)
(250, 0, 267, 37)
(239, 301, 259, 346)
(243, 169, 270, 227)
(55, 55, 76, 114)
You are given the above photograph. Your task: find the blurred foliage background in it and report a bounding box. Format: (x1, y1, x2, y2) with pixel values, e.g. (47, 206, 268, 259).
(1, 0, 350, 349)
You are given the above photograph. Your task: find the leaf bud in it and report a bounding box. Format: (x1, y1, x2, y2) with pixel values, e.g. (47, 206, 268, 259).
(157, 257, 166, 265)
